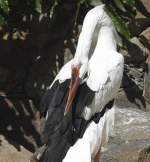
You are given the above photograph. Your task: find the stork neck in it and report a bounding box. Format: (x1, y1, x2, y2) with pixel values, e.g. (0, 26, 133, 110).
(95, 26, 117, 52)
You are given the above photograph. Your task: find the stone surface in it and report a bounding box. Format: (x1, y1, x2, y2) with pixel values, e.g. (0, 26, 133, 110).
(121, 37, 148, 65)
(136, 0, 150, 18)
(115, 89, 145, 110)
(114, 108, 150, 141)
(140, 0, 150, 13)
(129, 37, 148, 62)
(143, 53, 150, 110)
(0, 135, 32, 162)
(140, 27, 150, 45)
(116, 66, 145, 110)
(128, 18, 150, 36)
(101, 107, 150, 162)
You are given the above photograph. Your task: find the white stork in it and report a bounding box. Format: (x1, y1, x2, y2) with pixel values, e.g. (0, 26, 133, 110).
(39, 4, 124, 162)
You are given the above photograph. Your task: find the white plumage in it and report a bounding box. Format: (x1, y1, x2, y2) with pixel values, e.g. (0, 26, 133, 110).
(49, 5, 124, 162)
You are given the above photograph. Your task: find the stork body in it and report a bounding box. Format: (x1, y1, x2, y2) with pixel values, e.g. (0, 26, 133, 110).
(39, 5, 124, 162)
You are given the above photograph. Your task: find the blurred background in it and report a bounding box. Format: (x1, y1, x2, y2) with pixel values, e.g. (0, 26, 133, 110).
(0, 0, 150, 162)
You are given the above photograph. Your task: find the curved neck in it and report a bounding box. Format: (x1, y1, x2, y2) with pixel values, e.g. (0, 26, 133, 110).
(73, 5, 120, 62)
(96, 26, 117, 52)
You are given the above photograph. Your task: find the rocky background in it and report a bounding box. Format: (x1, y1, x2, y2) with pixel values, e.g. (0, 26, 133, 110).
(0, 0, 150, 162)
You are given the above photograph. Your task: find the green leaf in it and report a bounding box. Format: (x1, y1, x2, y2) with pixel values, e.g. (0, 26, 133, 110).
(0, 14, 7, 26)
(105, 6, 130, 40)
(88, 0, 103, 6)
(0, 0, 9, 14)
(121, 0, 136, 17)
(114, 0, 126, 12)
(35, 0, 42, 13)
(80, 0, 86, 4)
(122, 0, 135, 7)
(80, 0, 91, 7)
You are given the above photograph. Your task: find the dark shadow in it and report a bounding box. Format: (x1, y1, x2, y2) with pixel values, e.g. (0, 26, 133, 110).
(0, 96, 42, 152)
(0, 1, 77, 100)
(143, 55, 150, 107)
(0, 1, 78, 153)
(123, 39, 147, 65)
(128, 18, 150, 37)
(122, 72, 145, 109)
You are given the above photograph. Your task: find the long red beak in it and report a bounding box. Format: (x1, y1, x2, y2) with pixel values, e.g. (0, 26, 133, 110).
(64, 66, 80, 116)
